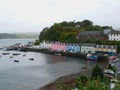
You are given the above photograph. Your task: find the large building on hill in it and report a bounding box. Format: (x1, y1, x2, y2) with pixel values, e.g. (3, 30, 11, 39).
(108, 30, 120, 41)
(77, 31, 104, 42)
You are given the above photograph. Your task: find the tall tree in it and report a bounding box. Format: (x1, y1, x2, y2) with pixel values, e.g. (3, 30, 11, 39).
(81, 20, 93, 27)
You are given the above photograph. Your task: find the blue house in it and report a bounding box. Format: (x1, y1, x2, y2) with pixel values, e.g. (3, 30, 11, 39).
(66, 43, 80, 53)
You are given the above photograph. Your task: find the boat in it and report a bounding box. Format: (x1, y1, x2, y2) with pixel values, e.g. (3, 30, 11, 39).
(14, 60, 19, 62)
(86, 54, 98, 60)
(104, 69, 115, 76)
(29, 58, 34, 61)
(23, 54, 26, 56)
(12, 53, 20, 55)
(2, 52, 10, 55)
(54, 53, 61, 56)
(10, 56, 13, 58)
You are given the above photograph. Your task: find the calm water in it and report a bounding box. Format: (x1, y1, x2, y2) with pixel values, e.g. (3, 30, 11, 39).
(0, 39, 98, 90)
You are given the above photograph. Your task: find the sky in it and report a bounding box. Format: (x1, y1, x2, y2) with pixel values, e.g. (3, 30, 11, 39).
(0, 0, 120, 33)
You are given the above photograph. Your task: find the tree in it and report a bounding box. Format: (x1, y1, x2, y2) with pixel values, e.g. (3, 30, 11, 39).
(80, 20, 93, 27)
(91, 64, 104, 81)
(34, 39, 40, 45)
(76, 75, 88, 90)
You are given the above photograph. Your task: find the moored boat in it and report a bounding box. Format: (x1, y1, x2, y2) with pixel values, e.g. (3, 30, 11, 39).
(2, 52, 10, 55)
(54, 53, 61, 56)
(29, 58, 34, 61)
(12, 53, 20, 55)
(86, 54, 98, 60)
(14, 60, 19, 62)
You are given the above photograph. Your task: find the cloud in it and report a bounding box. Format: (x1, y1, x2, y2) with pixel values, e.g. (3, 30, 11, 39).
(0, 0, 120, 33)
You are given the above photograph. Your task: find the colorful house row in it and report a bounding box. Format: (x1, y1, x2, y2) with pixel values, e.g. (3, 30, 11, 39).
(95, 44, 117, 56)
(39, 41, 117, 55)
(39, 41, 81, 53)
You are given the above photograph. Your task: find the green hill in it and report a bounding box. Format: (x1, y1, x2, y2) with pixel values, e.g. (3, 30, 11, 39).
(0, 33, 18, 39)
(39, 20, 110, 43)
(0, 33, 39, 39)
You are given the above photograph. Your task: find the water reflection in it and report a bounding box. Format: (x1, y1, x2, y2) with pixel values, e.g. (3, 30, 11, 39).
(51, 55, 66, 63)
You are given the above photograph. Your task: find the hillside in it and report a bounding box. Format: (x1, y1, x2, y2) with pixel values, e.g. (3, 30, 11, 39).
(0, 33, 39, 39)
(39, 20, 110, 43)
(0, 33, 18, 39)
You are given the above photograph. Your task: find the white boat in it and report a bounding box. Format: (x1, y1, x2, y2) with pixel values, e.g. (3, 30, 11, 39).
(54, 53, 61, 56)
(12, 53, 20, 55)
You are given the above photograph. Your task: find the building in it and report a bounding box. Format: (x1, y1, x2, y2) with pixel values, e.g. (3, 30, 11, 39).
(39, 41, 52, 49)
(95, 45, 117, 56)
(66, 43, 80, 53)
(108, 30, 120, 41)
(51, 42, 66, 52)
(81, 43, 96, 53)
(78, 31, 104, 42)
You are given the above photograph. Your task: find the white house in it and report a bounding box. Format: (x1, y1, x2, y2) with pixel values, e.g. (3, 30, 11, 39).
(108, 30, 120, 41)
(39, 41, 52, 49)
(81, 43, 96, 53)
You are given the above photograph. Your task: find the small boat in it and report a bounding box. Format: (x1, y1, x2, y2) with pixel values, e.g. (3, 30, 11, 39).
(29, 58, 34, 61)
(13, 53, 20, 55)
(54, 53, 61, 56)
(2, 53, 10, 55)
(23, 54, 26, 56)
(10, 56, 13, 58)
(14, 60, 19, 62)
(86, 54, 98, 60)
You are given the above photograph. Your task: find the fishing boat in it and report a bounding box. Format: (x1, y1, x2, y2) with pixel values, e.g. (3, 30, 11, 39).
(12, 53, 20, 55)
(86, 54, 98, 60)
(2, 52, 10, 55)
(54, 53, 61, 56)
(29, 58, 34, 61)
(14, 60, 19, 62)
(23, 54, 26, 56)
(10, 55, 13, 58)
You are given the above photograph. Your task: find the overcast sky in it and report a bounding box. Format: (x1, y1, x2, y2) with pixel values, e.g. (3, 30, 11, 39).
(0, 0, 120, 33)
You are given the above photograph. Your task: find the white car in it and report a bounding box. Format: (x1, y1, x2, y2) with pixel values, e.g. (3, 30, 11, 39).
(104, 69, 115, 75)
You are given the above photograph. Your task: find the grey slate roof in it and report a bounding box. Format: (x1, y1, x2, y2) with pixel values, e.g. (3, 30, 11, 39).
(108, 30, 120, 34)
(103, 29, 111, 34)
(81, 43, 96, 47)
(78, 31, 103, 35)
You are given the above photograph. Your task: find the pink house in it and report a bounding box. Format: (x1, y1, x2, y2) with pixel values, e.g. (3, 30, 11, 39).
(51, 42, 66, 52)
